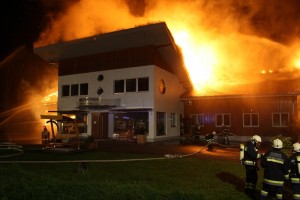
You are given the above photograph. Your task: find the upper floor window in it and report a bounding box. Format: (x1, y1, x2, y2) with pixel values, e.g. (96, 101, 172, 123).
(114, 80, 124, 93)
(215, 113, 231, 127)
(138, 77, 149, 92)
(190, 114, 204, 126)
(272, 112, 289, 127)
(126, 78, 136, 92)
(80, 83, 88, 95)
(114, 77, 149, 94)
(243, 113, 259, 127)
(71, 84, 79, 96)
(62, 85, 70, 97)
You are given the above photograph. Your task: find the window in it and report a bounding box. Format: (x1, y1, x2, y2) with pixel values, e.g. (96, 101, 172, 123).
(97, 87, 104, 95)
(170, 113, 177, 127)
(272, 113, 289, 127)
(126, 78, 136, 92)
(71, 84, 79, 96)
(156, 112, 166, 136)
(62, 85, 70, 97)
(190, 114, 204, 126)
(114, 80, 124, 93)
(97, 74, 104, 81)
(80, 83, 88, 95)
(138, 77, 149, 92)
(215, 113, 231, 127)
(193, 114, 204, 126)
(243, 113, 259, 127)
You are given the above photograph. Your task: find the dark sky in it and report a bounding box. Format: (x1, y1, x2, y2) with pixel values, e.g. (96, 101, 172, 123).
(0, 0, 78, 60)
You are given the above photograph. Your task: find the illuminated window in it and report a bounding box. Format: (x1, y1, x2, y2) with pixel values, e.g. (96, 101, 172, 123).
(243, 113, 259, 127)
(272, 113, 289, 127)
(215, 113, 231, 127)
(62, 85, 70, 97)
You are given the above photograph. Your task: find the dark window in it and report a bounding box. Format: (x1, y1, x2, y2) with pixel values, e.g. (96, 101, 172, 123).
(243, 113, 259, 127)
(272, 113, 289, 127)
(156, 112, 166, 136)
(190, 114, 204, 126)
(216, 113, 231, 127)
(97, 87, 104, 95)
(97, 74, 104, 81)
(71, 84, 79, 96)
(80, 83, 88, 95)
(170, 113, 176, 127)
(62, 85, 70, 97)
(114, 80, 124, 93)
(126, 78, 136, 92)
(138, 77, 149, 92)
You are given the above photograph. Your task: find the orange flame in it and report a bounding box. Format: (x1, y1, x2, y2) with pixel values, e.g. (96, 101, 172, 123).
(35, 0, 300, 94)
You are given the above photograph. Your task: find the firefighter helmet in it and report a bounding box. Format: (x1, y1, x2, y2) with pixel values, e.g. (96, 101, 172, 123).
(251, 135, 261, 143)
(273, 139, 283, 149)
(293, 143, 300, 152)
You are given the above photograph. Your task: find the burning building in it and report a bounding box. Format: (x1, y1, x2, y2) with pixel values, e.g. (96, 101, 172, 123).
(34, 22, 191, 143)
(34, 21, 300, 144)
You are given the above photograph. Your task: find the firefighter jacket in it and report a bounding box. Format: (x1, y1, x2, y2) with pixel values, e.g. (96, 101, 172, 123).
(261, 148, 289, 186)
(243, 140, 261, 166)
(288, 152, 300, 184)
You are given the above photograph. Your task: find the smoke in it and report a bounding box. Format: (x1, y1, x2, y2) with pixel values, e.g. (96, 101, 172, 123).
(0, 46, 58, 144)
(35, 0, 300, 94)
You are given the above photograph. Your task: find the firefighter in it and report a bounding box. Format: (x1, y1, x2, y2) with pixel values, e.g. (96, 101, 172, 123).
(288, 142, 300, 200)
(221, 124, 230, 145)
(242, 134, 262, 199)
(260, 139, 289, 200)
(205, 131, 216, 151)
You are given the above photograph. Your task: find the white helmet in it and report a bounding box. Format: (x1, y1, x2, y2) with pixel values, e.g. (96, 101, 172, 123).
(273, 139, 283, 149)
(293, 143, 300, 152)
(251, 135, 261, 143)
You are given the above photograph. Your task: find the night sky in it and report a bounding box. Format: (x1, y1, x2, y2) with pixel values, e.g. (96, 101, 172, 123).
(0, 0, 78, 60)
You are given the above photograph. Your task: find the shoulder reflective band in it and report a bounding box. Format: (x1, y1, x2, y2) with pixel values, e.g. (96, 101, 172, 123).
(267, 158, 284, 164)
(297, 156, 300, 175)
(240, 144, 244, 161)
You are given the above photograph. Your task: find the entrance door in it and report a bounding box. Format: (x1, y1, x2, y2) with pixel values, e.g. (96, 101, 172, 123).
(91, 112, 108, 140)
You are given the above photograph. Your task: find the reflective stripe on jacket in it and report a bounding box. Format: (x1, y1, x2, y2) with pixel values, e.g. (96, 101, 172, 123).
(261, 148, 289, 185)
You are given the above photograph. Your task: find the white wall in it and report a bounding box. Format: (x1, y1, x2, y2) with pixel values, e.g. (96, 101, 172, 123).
(150, 67, 185, 141)
(58, 65, 155, 110)
(57, 65, 185, 142)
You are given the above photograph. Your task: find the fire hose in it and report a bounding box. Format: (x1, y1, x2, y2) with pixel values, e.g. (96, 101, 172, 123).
(0, 142, 24, 158)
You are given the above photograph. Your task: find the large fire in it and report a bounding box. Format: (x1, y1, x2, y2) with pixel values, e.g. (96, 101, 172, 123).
(35, 0, 300, 95)
(5, 0, 300, 143)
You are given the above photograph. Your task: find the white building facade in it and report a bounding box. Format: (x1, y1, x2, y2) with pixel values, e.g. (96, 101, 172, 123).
(35, 22, 191, 142)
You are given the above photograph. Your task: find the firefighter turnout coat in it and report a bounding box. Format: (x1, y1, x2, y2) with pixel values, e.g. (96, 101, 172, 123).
(289, 152, 300, 184)
(288, 151, 300, 200)
(243, 140, 261, 166)
(261, 148, 289, 186)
